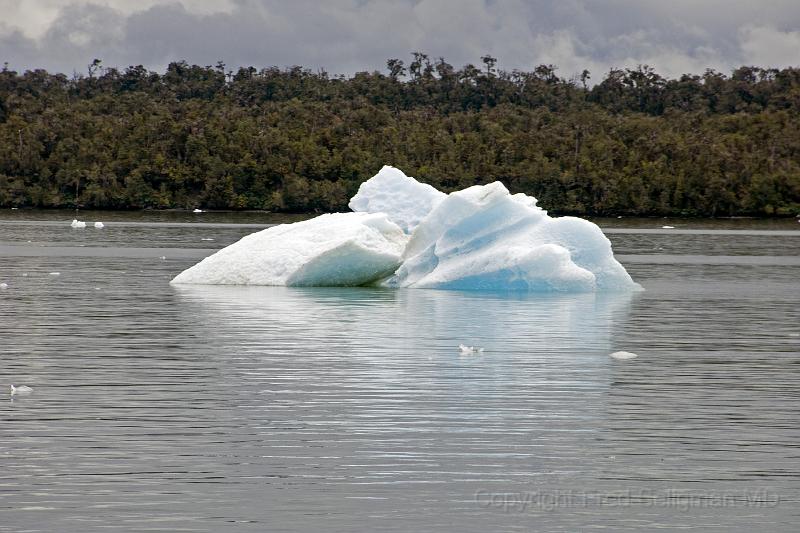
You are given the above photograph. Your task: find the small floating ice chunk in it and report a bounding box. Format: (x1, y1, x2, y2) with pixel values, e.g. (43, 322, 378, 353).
(609, 351, 638, 360)
(459, 344, 484, 355)
(71, 219, 86, 228)
(349, 165, 446, 233)
(171, 212, 408, 286)
(0, 282, 7, 289)
(193, 208, 203, 213)
(201, 238, 214, 241)
(94, 221, 104, 229)
(49, 272, 60, 276)
(661, 225, 675, 229)
(10, 385, 33, 395)
(159, 256, 167, 261)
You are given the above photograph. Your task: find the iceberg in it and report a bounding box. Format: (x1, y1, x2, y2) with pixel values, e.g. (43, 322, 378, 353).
(171, 212, 407, 286)
(171, 166, 640, 291)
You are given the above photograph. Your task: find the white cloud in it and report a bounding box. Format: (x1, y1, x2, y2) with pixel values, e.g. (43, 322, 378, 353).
(740, 25, 800, 68)
(601, 30, 729, 78)
(529, 28, 729, 81)
(531, 31, 606, 79)
(616, 48, 727, 79)
(0, 0, 235, 38)
(1, 1, 799, 77)
(0, 0, 63, 39)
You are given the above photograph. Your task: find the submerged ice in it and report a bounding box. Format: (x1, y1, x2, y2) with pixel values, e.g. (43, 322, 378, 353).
(172, 166, 640, 291)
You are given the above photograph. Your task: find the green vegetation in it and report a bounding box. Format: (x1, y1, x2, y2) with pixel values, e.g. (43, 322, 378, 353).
(1, 55, 799, 216)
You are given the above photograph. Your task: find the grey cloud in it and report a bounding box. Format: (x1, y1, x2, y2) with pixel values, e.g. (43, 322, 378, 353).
(2, 0, 800, 79)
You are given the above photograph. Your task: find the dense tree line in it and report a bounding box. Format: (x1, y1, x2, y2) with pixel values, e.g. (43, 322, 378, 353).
(1, 55, 799, 216)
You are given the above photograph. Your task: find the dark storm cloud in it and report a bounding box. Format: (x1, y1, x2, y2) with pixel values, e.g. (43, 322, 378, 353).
(2, 0, 800, 78)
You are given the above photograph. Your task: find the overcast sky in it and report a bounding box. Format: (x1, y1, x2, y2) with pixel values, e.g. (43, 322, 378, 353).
(2, 0, 800, 80)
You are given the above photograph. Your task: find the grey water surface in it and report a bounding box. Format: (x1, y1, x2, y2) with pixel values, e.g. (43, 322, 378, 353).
(1, 213, 799, 532)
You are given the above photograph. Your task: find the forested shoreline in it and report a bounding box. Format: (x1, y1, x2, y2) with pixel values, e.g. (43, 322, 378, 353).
(1, 55, 799, 216)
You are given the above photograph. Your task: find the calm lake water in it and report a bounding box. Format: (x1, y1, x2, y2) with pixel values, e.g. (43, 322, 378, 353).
(1, 210, 799, 532)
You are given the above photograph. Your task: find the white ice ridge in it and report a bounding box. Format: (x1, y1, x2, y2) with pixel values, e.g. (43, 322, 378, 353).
(171, 212, 407, 286)
(385, 181, 638, 291)
(349, 165, 445, 233)
(172, 166, 641, 291)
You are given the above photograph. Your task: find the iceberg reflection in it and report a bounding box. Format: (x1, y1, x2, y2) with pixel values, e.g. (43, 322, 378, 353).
(172, 286, 636, 366)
